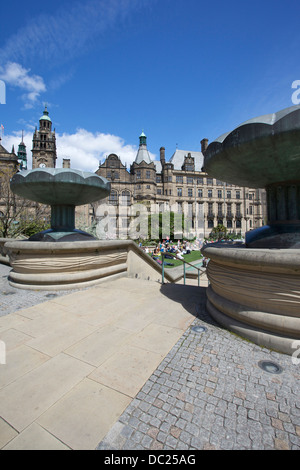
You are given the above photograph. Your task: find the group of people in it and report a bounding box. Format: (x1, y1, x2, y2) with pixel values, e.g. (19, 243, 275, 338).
(152, 240, 191, 258)
(138, 238, 209, 268)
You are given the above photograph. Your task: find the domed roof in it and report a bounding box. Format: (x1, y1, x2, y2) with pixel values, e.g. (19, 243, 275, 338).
(39, 105, 52, 122)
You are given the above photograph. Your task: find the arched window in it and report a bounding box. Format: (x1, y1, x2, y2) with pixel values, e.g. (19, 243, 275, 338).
(121, 190, 131, 206)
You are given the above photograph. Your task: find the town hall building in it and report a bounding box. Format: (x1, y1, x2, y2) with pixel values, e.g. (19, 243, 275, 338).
(1, 106, 266, 240)
(96, 132, 266, 239)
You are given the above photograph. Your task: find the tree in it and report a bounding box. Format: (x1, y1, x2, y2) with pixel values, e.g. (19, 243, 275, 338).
(0, 168, 50, 238)
(210, 224, 227, 241)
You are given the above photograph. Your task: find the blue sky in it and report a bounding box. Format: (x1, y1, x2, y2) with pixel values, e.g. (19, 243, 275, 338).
(0, 0, 300, 171)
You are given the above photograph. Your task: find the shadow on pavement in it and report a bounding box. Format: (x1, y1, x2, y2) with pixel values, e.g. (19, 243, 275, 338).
(160, 282, 218, 328)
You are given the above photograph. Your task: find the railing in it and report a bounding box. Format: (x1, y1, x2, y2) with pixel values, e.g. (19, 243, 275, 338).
(161, 252, 205, 286)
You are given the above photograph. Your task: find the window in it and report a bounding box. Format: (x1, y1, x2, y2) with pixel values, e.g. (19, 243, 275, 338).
(146, 170, 151, 179)
(136, 170, 141, 179)
(197, 177, 203, 185)
(197, 202, 203, 216)
(236, 190, 241, 199)
(177, 187, 182, 197)
(188, 188, 193, 197)
(109, 190, 118, 205)
(156, 175, 162, 183)
(187, 177, 194, 185)
(236, 203, 241, 216)
(121, 190, 130, 206)
(198, 189, 203, 198)
(217, 189, 222, 198)
(208, 219, 214, 228)
(146, 185, 151, 189)
(207, 178, 213, 185)
(208, 202, 213, 216)
(185, 164, 194, 171)
(227, 220, 233, 228)
(176, 175, 183, 184)
(157, 188, 162, 195)
(227, 190, 231, 199)
(208, 189, 213, 198)
(217, 203, 223, 216)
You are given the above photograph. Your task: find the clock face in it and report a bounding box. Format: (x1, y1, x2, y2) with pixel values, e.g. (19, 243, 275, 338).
(39, 163, 46, 168)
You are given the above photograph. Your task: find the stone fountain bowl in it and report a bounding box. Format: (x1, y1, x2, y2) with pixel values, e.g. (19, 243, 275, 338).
(203, 105, 300, 248)
(203, 105, 300, 188)
(10, 168, 110, 242)
(10, 168, 110, 206)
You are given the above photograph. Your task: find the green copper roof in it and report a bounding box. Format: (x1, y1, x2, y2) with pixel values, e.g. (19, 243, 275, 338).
(139, 130, 147, 146)
(39, 105, 52, 122)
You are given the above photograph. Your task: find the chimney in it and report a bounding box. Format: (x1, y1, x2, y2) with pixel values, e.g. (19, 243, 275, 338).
(63, 158, 70, 168)
(201, 138, 208, 154)
(160, 147, 165, 166)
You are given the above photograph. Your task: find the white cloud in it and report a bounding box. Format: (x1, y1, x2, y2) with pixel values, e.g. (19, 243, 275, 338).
(56, 129, 157, 171)
(0, 0, 151, 66)
(0, 62, 46, 107)
(2, 128, 157, 173)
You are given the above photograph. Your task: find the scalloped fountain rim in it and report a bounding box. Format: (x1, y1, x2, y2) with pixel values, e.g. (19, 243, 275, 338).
(10, 167, 110, 206)
(213, 105, 300, 144)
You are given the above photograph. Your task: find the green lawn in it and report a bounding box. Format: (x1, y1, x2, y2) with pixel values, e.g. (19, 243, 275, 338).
(163, 250, 203, 268)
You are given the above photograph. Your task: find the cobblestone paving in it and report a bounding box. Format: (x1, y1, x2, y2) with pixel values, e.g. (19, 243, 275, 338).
(0, 264, 299, 450)
(98, 294, 300, 450)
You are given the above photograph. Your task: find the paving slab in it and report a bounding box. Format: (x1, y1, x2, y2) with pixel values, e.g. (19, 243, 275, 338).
(0, 266, 196, 450)
(0, 264, 299, 451)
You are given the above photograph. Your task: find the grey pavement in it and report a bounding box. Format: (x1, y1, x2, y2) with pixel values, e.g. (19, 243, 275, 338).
(0, 263, 299, 450)
(0, 264, 85, 317)
(97, 284, 300, 451)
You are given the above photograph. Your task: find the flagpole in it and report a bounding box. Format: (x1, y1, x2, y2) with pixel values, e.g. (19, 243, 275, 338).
(0, 124, 4, 143)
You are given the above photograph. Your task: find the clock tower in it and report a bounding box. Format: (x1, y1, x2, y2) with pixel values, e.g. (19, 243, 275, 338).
(32, 105, 57, 169)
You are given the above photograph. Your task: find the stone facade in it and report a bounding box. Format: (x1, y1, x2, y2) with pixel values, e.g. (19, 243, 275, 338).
(1, 108, 266, 239)
(32, 105, 57, 169)
(96, 132, 266, 239)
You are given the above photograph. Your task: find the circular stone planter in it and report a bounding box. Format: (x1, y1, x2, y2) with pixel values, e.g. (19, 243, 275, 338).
(202, 242, 300, 355)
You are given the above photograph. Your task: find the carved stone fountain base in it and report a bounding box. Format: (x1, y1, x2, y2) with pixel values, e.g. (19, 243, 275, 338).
(201, 242, 300, 355)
